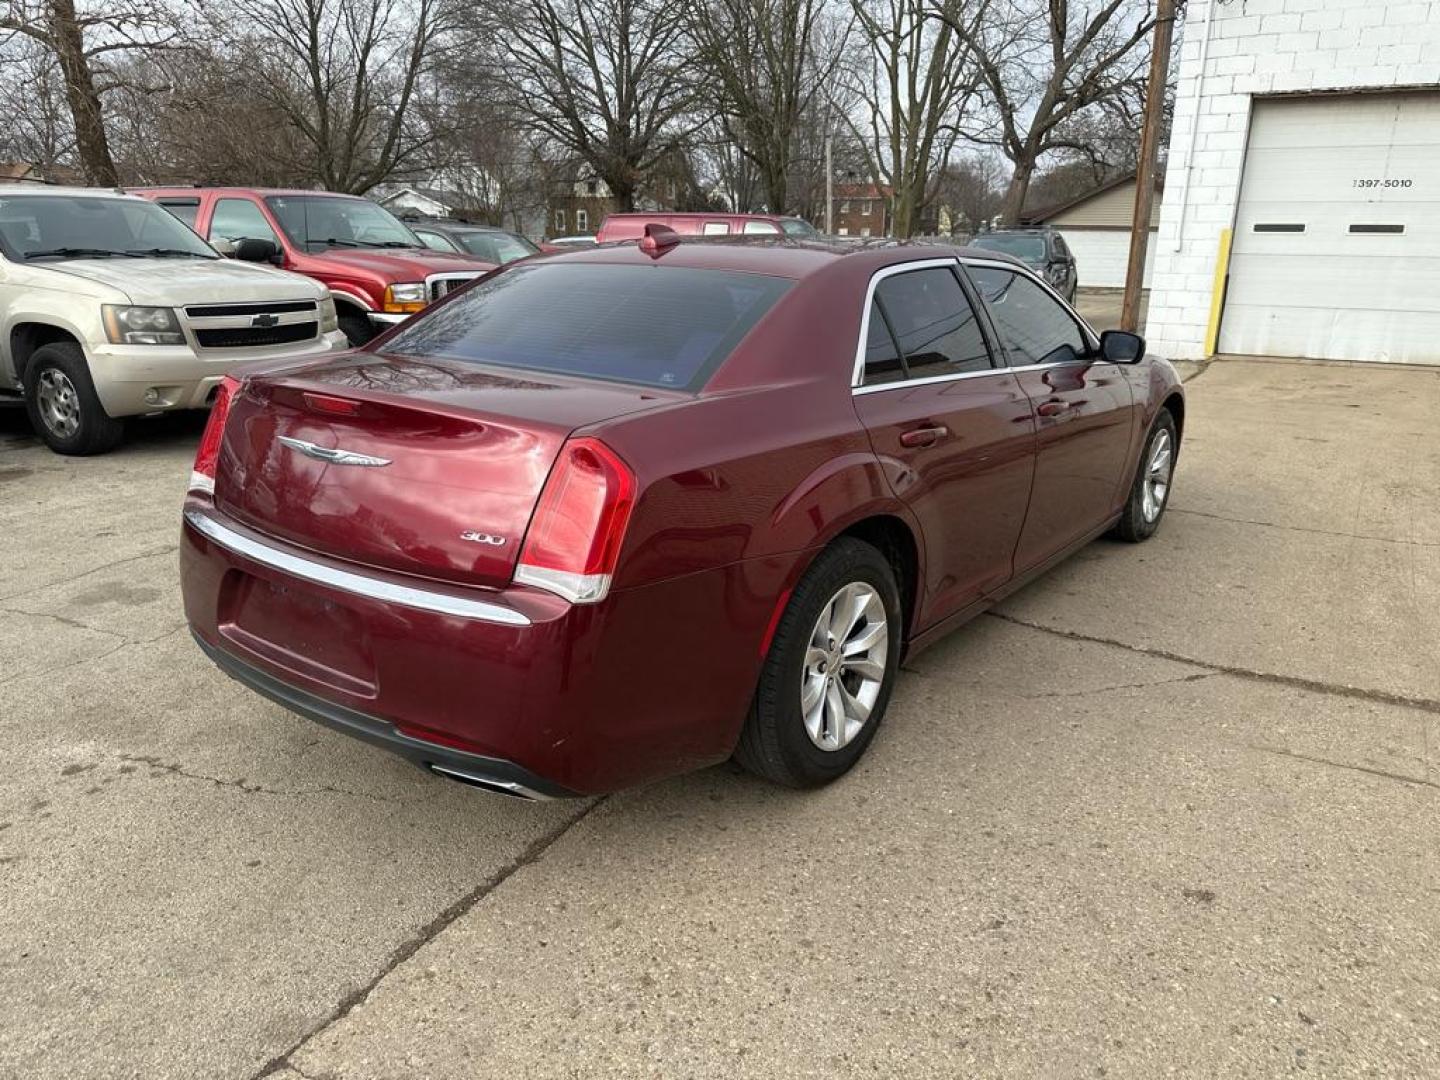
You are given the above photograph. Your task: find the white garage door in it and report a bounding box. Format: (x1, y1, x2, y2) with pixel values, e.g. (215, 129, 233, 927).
(1061, 229, 1156, 289)
(1220, 91, 1440, 364)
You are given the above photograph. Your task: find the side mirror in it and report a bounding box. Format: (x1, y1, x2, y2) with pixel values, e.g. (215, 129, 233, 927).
(1099, 329, 1145, 364)
(234, 237, 280, 264)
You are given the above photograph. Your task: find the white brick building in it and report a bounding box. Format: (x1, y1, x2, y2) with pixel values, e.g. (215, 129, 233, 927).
(1147, 0, 1440, 364)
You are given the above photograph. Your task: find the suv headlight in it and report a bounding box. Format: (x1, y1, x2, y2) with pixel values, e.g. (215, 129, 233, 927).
(383, 282, 427, 313)
(319, 295, 339, 333)
(102, 305, 185, 346)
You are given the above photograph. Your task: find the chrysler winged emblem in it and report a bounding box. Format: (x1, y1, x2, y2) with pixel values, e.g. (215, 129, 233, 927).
(277, 436, 392, 467)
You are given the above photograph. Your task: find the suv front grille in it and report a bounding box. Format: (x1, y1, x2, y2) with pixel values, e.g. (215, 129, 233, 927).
(194, 322, 318, 349)
(427, 274, 479, 302)
(185, 300, 317, 318)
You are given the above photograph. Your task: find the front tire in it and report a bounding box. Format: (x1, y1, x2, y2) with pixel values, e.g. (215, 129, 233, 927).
(23, 342, 125, 455)
(1112, 409, 1177, 542)
(338, 310, 375, 348)
(734, 538, 902, 788)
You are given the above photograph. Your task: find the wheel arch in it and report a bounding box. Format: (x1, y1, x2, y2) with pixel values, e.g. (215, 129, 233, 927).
(1160, 391, 1184, 445)
(834, 514, 921, 647)
(8, 320, 85, 387)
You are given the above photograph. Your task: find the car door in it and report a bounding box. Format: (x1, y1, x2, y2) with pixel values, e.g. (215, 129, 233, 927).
(965, 261, 1136, 572)
(850, 259, 1038, 628)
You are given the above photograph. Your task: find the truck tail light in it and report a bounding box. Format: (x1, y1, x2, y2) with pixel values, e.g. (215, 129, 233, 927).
(514, 438, 636, 604)
(189, 376, 240, 495)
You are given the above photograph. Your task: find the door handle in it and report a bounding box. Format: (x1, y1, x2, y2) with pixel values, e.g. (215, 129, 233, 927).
(899, 425, 948, 448)
(1036, 400, 1070, 418)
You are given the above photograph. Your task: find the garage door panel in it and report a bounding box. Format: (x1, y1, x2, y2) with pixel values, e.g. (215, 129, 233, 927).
(1219, 91, 1440, 365)
(1060, 229, 1155, 289)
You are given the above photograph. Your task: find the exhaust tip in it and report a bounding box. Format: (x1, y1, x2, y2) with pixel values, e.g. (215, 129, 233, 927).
(427, 763, 548, 801)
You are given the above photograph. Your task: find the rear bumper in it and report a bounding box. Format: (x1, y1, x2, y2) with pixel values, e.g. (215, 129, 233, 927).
(181, 501, 789, 795)
(193, 632, 576, 799)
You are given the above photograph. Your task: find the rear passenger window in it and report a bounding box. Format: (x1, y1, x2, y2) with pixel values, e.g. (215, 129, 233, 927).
(873, 266, 992, 378)
(703, 221, 730, 235)
(969, 266, 1088, 367)
(862, 300, 904, 385)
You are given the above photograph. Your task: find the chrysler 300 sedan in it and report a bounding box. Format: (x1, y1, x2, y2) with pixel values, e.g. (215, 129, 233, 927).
(180, 231, 1184, 798)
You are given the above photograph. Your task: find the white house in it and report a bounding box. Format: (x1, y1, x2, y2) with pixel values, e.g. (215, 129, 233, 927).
(1147, 0, 1440, 365)
(1026, 173, 1160, 289)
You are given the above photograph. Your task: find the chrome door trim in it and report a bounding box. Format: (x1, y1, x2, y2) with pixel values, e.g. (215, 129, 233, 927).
(183, 509, 532, 626)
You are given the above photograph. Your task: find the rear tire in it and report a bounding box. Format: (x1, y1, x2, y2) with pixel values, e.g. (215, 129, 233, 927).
(338, 310, 374, 348)
(22, 342, 125, 455)
(1112, 409, 1177, 542)
(734, 538, 902, 788)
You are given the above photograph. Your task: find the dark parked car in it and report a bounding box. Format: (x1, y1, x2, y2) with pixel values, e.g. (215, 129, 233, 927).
(969, 227, 1077, 302)
(180, 230, 1183, 799)
(406, 219, 542, 265)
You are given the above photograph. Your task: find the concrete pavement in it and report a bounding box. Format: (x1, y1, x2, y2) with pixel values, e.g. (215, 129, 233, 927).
(2, 356, 1438, 1079)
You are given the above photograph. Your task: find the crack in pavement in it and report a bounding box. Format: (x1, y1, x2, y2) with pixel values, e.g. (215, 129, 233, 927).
(988, 611, 1440, 717)
(119, 754, 427, 806)
(0, 624, 191, 689)
(0, 605, 131, 643)
(1167, 506, 1440, 549)
(1020, 671, 1219, 700)
(1251, 744, 1440, 793)
(0, 544, 178, 603)
(252, 796, 606, 1080)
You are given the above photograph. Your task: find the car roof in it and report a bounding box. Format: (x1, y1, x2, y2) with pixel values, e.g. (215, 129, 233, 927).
(532, 236, 1023, 280)
(131, 186, 370, 199)
(603, 211, 799, 221)
(0, 184, 149, 202)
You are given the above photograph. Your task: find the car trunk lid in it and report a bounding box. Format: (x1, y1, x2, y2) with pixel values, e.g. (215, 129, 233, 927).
(215, 355, 674, 588)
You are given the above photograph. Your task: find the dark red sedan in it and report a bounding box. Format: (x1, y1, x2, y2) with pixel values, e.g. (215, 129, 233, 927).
(180, 232, 1183, 799)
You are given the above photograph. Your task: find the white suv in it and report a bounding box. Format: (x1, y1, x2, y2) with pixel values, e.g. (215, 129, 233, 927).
(0, 186, 348, 454)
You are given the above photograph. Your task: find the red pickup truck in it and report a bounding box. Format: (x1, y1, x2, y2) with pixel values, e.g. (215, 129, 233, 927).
(134, 187, 495, 345)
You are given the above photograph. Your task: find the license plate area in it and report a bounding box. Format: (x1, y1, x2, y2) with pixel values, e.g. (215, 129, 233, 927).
(218, 570, 376, 698)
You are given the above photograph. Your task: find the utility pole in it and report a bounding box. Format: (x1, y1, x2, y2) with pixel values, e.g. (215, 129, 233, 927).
(825, 134, 834, 235)
(1121, 0, 1176, 333)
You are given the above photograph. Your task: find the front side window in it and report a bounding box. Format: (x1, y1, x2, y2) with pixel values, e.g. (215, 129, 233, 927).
(159, 199, 201, 230)
(384, 263, 791, 391)
(968, 266, 1088, 367)
(780, 218, 817, 238)
(456, 230, 540, 265)
(0, 195, 217, 260)
(743, 220, 780, 235)
(265, 196, 420, 250)
(869, 265, 992, 380)
(209, 198, 280, 248)
(415, 229, 460, 253)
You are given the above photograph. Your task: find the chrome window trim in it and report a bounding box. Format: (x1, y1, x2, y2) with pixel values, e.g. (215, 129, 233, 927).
(183, 508, 532, 626)
(850, 257, 973, 389)
(851, 358, 1085, 396)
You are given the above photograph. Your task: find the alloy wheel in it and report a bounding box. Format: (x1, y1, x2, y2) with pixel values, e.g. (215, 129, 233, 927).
(800, 581, 889, 751)
(36, 368, 81, 439)
(1141, 428, 1172, 523)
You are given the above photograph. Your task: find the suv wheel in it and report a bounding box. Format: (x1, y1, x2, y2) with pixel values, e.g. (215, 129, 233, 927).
(23, 342, 125, 455)
(338, 311, 375, 347)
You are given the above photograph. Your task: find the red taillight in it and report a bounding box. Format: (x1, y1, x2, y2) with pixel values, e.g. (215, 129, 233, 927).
(189, 375, 240, 495)
(514, 437, 636, 604)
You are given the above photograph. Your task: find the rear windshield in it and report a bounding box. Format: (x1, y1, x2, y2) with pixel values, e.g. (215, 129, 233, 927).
(384, 263, 791, 391)
(970, 234, 1047, 261)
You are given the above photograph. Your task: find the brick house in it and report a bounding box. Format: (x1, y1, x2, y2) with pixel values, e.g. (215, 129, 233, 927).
(1147, 0, 1440, 365)
(832, 183, 892, 237)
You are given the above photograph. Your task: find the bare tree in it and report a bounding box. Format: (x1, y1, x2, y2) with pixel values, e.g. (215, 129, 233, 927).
(689, 0, 847, 214)
(485, 0, 700, 210)
(932, 152, 1004, 235)
(0, 0, 180, 184)
(211, 0, 462, 193)
(0, 42, 75, 173)
(944, 0, 1156, 224)
(843, 0, 984, 238)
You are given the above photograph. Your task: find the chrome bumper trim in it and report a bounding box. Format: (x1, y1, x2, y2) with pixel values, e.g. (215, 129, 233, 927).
(367, 312, 409, 326)
(183, 509, 531, 626)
